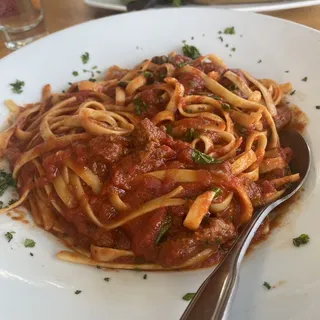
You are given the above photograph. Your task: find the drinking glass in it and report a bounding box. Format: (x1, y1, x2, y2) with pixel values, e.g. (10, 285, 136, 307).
(0, 0, 48, 50)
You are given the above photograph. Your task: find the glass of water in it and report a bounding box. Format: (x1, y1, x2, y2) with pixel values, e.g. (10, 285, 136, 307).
(0, 0, 48, 50)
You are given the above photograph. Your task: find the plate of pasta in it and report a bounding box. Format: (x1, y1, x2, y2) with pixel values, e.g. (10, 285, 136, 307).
(0, 7, 318, 320)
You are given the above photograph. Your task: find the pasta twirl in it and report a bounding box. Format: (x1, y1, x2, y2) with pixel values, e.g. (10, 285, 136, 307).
(0, 51, 300, 270)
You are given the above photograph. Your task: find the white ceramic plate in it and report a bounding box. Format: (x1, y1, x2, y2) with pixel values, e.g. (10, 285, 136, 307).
(0, 8, 319, 320)
(84, 0, 320, 12)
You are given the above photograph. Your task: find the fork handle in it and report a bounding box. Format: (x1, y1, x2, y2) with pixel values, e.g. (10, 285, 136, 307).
(180, 206, 269, 320)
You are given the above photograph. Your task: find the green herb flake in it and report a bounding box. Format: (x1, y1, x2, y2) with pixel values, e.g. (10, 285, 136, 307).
(104, 277, 110, 282)
(74, 290, 82, 295)
(192, 149, 223, 164)
(164, 123, 173, 136)
(118, 81, 129, 88)
(0, 201, 3, 209)
(8, 199, 16, 206)
(225, 44, 229, 48)
(258, 60, 262, 64)
(96, 70, 101, 74)
(290, 90, 296, 96)
(263, 282, 271, 290)
(218, 31, 222, 35)
(177, 62, 188, 68)
(185, 128, 197, 142)
(0, 172, 16, 197)
(72, 71, 79, 76)
(96, 265, 101, 269)
(223, 26, 235, 35)
(218, 36, 223, 42)
(155, 214, 172, 245)
(143, 274, 148, 280)
(211, 187, 222, 198)
(133, 99, 148, 115)
(231, 47, 236, 52)
(285, 70, 290, 73)
(221, 103, 231, 111)
(68, 82, 72, 86)
(24, 238, 36, 248)
(88, 78, 96, 82)
(30, 252, 34, 257)
(315, 106, 320, 110)
(81, 52, 89, 64)
(142, 71, 153, 78)
(293, 234, 310, 247)
(183, 293, 196, 301)
(172, 0, 181, 6)
(301, 77, 308, 82)
(5, 231, 15, 243)
(182, 44, 201, 60)
(92, 65, 98, 70)
(10, 80, 25, 94)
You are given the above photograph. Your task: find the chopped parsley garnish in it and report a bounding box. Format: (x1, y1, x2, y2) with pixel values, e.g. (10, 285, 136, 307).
(104, 277, 110, 282)
(133, 98, 148, 115)
(92, 65, 98, 70)
(142, 71, 153, 78)
(225, 44, 229, 48)
(0, 172, 16, 196)
(290, 90, 296, 96)
(5, 231, 15, 243)
(182, 44, 201, 60)
(231, 47, 236, 52)
(81, 52, 89, 64)
(155, 214, 172, 245)
(211, 187, 222, 197)
(223, 26, 235, 35)
(218, 36, 223, 42)
(258, 60, 262, 63)
(172, 0, 181, 6)
(24, 238, 36, 248)
(118, 81, 129, 88)
(0, 201, 3, 209)
(185, 128, 197, 142)
(72, 71, 79, 76)
(68, 82, 72, 86)
(316, 106, 320, 110)
(88, 78, 96, 82)
(221, 103, 231, 111)
(10, 80, 25, 94)
(183, 293, 196, 301)
(96, 70, 101, 74)
(218, 31, 222, 35)
(75, 290, 82, 295)
(301, 77, 308, 82)
(8, 199, 16, 206)
(177, 62, 188, 68)
(164, 123, 173, 136)
(96, 265, 101, 269)
(83, 69, 95, 77)
(285, 70, 289, 73)
(235, 123, 247, 136)
(30, 252, 34, 257)
(263, 282, 271, 290)
(293, 234, 310, 247)
(192, 149, 223, 164)
(143, 274, 148, 280)
(151, 55, 168, 65)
